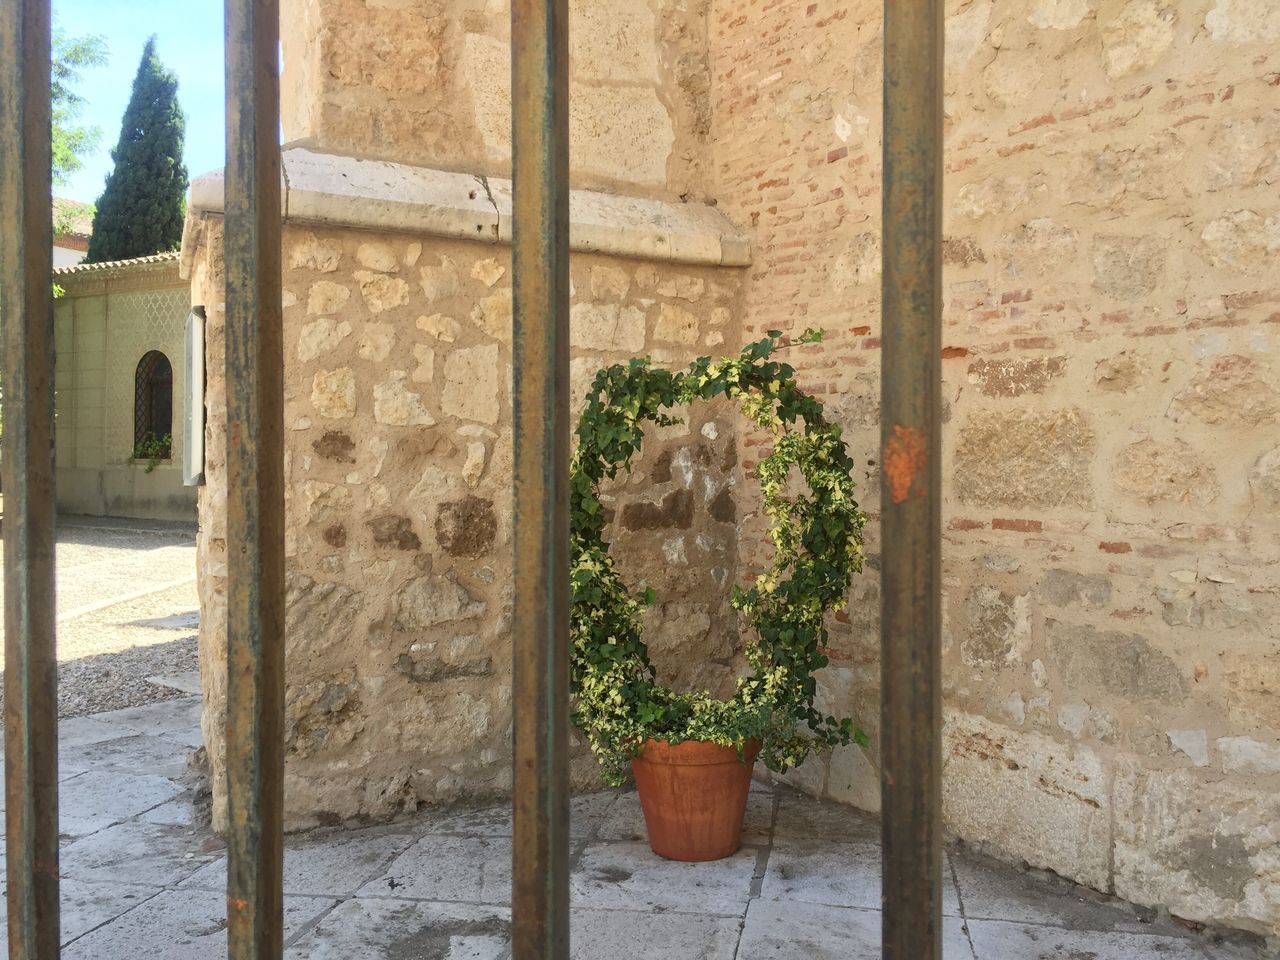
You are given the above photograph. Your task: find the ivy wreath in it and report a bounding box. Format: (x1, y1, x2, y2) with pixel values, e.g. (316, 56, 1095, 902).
(570, 329, 870, 786)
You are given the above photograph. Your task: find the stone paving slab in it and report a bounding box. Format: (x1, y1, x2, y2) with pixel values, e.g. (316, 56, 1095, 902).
(738, 899, 974, 959)
(965, 917, 1209, 960)
(359, 834, 517, 904)
(60, 888, 335, 960)
(88, 699, 204, 747)
(0, 695, 1268, 959)
(283, 898, 510, 959)
(182, 826, 420, 898)
(571, 841, 759, 916)
(761, 836, 962, 915)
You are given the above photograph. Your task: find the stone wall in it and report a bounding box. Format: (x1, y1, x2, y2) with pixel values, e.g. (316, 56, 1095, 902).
(711, 0, 1280, 937)
(187, 201, 746, 828)
(53, 255, 198, 522)
(280, 0, 714, 200)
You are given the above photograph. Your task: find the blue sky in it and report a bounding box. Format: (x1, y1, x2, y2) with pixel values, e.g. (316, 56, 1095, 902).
(54, 0, 224, 204)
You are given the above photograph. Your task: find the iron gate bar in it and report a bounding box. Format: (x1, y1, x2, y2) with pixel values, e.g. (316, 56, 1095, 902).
(224, 0, 286, 956)
(880, 1, 944, 959)
(510, 0, 571, 956)
(1, 0, 61, 955)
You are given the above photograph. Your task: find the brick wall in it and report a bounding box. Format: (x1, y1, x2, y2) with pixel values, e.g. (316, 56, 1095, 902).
(711, 0, 1280, 936)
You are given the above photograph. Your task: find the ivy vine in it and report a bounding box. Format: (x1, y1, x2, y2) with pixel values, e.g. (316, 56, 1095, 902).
(570, 329, 869, 786)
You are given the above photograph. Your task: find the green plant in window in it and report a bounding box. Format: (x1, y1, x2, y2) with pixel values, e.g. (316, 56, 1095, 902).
(132, 431, 172, 473)
(570, 329, 869, 785)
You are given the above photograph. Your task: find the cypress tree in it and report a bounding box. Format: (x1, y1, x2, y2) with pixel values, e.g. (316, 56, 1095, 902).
(86, 37, 187, 263)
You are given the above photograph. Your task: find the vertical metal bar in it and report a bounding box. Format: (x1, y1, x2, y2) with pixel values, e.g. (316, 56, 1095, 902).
(224, 0, 284, 956)
(880, 2, 944, 959)
(510, 0, 570, 956)
(1, 0, 60, 955)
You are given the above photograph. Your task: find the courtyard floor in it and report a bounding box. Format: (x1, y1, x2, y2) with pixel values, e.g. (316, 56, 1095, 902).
(0, 694, 1265, 959)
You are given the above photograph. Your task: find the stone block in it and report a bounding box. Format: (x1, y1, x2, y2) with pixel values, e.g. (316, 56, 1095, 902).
(1170, 355, 1280, 425)
(373, 371, 435, 426)
(354, 270, 410, 313)
(654, 302, 700, 344)
(1114, 761, 1280, 933)
(357, 321, 395, 361)
(943, 711, 1112, 890)
(435, 496, 498, 558)
(311, 367, 357, 419)
(1100, 1, 1177, 79)
(1205, 0, 1280, 43)
(570, 302, 646, 353)
(392, 573, 486, 631)
(289, 232, 342, 273)
(967, 356, 1065, 397)
(954, 409, 1095, 507)
(1202, 211, 1280, 273)
(961, 586, 1032, 668)
(1217, 737, 1280, 777)
(1250, 446, 1280, 508)
(1039, 569, 1112, 608)
(1029, 0, 1091, 30)
(441, 343, 501, 424)
(470, 289, 513, 343)
(306, 280, 351, 315)
(1112, 438, 1220, 505)
(297, 317, 353, 362)
(1047, 620, 1187, 703)
(355, 242, 398, 273)
(1092, 235, 1166, 299)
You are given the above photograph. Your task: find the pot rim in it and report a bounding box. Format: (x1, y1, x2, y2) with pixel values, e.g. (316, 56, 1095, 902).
(635, 737, 762, 766)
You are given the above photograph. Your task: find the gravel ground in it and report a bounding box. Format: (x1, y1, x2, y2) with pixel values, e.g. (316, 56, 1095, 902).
(0, 517, 202, 718)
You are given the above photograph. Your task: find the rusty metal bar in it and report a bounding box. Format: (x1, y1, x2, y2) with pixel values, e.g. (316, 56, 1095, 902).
(1, 0, 61, 955)
(510, 0, 571, 956)
(224, 0, 285, 956)
(880, 1, 944, 959)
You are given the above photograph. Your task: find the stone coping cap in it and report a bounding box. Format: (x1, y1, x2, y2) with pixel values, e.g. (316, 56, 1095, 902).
(54, 251, 182, 279)
(182, 147, 750, 278)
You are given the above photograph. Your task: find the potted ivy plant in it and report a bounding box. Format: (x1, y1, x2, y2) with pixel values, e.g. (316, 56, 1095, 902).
(570, 330, 868, 862)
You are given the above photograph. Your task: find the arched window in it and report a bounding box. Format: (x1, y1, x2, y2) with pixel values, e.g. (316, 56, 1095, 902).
(134, 350, 174, 459)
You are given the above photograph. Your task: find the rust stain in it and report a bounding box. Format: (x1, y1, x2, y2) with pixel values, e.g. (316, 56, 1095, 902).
(883, 425, 928, 505)
(227, 897, 249, 911)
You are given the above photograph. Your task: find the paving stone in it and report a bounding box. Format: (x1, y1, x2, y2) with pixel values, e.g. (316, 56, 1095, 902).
(424, 791, 617, 839)
(0, 878, 161, 945)
(283, 898, 510, 959)
(773, 787, 879, 843)
(58, 716, 130, 749)
(762, 836, 961, 915)
(138, 796, 200, 827)
(738, 898, 974, 959)
(597, 788, 775, 845)
(60, 819, 217, 887)
(182, 826, 419, 897)
(570, 841, 757, 916)
(61, 888, 334, 960)
(966, 918, 1208, 959)
(359, 834, 514, 903)
(59, 769, 185, 838)
(90, 698, 204, 747)
(952, 847, 1163, 934)
(60, 734, 193, 780)
(569, 908, 741, 959)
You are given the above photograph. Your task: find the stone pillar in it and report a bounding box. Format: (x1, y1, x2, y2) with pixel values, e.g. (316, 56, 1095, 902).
(183, 149, 750, 829)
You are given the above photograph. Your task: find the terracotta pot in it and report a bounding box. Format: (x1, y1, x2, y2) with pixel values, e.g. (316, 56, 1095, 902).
(631, 738, 761, 862)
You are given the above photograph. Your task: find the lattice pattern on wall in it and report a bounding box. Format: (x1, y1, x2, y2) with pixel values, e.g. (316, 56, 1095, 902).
(104, 287, 190, 465)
